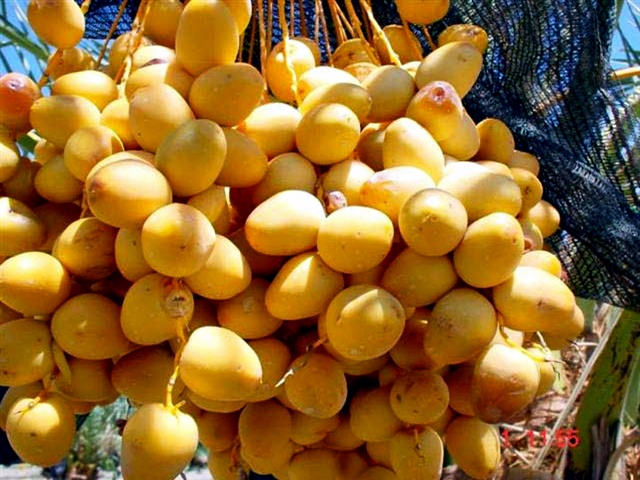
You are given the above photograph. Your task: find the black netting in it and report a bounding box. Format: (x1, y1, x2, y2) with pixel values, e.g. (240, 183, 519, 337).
(80, 0, 640, 311)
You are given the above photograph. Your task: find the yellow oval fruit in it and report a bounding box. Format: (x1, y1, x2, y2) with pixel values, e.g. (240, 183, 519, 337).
(217, 279, 283, 340)
(86, 159, 172, 229)
(299, 82, 372, 124)
(218, 0, 251, 31)
(245, 190, 325, 256)
(120, 273, 194, 345)
(297, 66, 359, 101)
(188, 391, 246, 413)
(141, 203, 216, 278)
(106, 33, 153, 77)
(247, 337, 292, 402)
(349, 386, 403, 442)
(121, 403, 199, 480)
(438, 111, 480, 160)
(325, 285, 405, 361)
(360, 166, 436, 224)
(493, 266, 576, 333)
(131, 44, 175, 69)
(290, 410, 340, 445)
(209, 448, 250, 480)
(444, 366, 475, 416)
(0, 197, 46, 256)
(519, 250, 563, 277)
(508, 149, 541, 175)
(125, 62, 194, 100)
(389, 427, 443, 480)
(53, 357, 117, 402)
(527, 199, 561, 238)
(216, 127, 269, 187)
(321, 159, 374, 207)
(293, 36, 322, 64)
(0, 129, 20, 182)
(266, 252, 344, 320)
(63, 125, 124, 181)
(143, 0, 183, 47)
(52, 70, 118, 111)
(331, 38, 375, 69)
(389, 310, 434, 370)
(0, 319, 54, 386)
(34, 153, 84, 203)
(128, 84, 195, 153)
(193, 409, 239, 452)
(46, 47, 95, 80)
(0, 72, 41, 135)
(437, 167, 522, 221)
(251, 152, 318, 205)
(184, 234, 251, 300)
(476, 159, 513, 177)
(389, 371, 449, 424)
(323, 344, 390, 377)
(179, 326, 262, 401)
(6, 394, 76, 467)
(289, 448, 341, 480)
(382, 117, 445, 181)
(9, 160, 37, 201)
(518, 216, 543, 251)
(27, 0, 84, 49)
(284, 352, 347, 419)
(406, 81, 465, 142)
(322, 413, 365, 450)
(189, 63, 264, 126)
(317, 205, 394, 274)
(416, 41, 483, 98)
(362, 66, 416, 122)
(438, 24, 489, 53)
(511, 167, 543, 214)
(238, 400, 293, 474)
(30, 95, 101, 148)
(240, 102, 301, 158)
(342, 62, 379, 84)
(337, 451, 379, 479)
(524, 346, 556, 393)
(187, 183, 227, 223)
(366, 441, 393, 469)
(0, 252, 71, 316)
(398, 188, 467, 256)
(53, 217, 118, 280)
(471, 344, 540, 423)
(114, 227, 154, 282)
(111, 345, 185, 405)
(175, 0, 239, 76)
(453, 212, 524, 288)
(375, 24, 422, 64)
(356, 466, 398, 480)
(228, 226, 285, 276)
(100, 98, 139, 150)
(474, 118, 516, 164)
(395, 0, 449, 24)
(266, 39, 316, 103)
(423, 288, 497, 366)
(295, 103, 360, 165)
(0, 382, 42, 430)
(445, 416, 500, 479)
(380, 248, 458, 307)
(51, 293, 130, 360)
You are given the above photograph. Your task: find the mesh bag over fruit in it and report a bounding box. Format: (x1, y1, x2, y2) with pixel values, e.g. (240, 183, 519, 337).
(80, 0, 640, 311)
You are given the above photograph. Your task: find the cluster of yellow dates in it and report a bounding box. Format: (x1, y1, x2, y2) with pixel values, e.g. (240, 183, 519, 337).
(0, 0, 584, 479)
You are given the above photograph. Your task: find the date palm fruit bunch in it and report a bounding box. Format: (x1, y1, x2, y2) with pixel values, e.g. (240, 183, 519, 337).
(0, 0, 581, 478)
